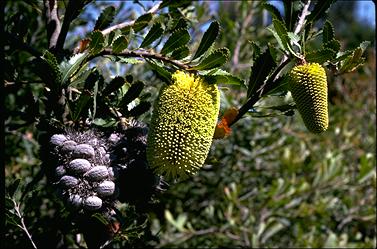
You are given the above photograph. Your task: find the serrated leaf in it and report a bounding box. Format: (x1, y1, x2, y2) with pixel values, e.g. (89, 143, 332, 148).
(249, 41, 261, 61)
(102, 76, 125, 96)
(159, 0, 192, 9)
(248, 48, 277, 98)
(60, 53, 88, 86)
(119, 81, 144, 108)
(140, 22, 164, 48)
(92, 213, 110, 225)
(94, 6, 115, 31)
(191, 48, 229, 70)
(282, 0, 302, 31)
(161, 29, 190, 55)
(324, 39, 340, 53)
(306, 48, 336, 64)
(112, 36, 128, 53)
(271, 19, 296, 56)
(89, 31, 105, 54)
(170, 18, 189, 32)
(202, 69, 245, 86)
(146, 59, 172, 83)
(262, 3, 283, 22)
(322, 20, 334, 44)
(307, 0, 335, 23)
(146, 59, 172, 82)
(192, 21, 220, 60)
(118, 57, 143, 64)
(338, 47, 367, 74)
(133, 13, 152, 32)
(287, 32, 301, 50)
(171, 45, 190, 59)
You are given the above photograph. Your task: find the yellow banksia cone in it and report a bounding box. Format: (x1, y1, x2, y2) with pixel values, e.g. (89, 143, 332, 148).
(289, 62, 329, 133)
(147, 71, 220, 179)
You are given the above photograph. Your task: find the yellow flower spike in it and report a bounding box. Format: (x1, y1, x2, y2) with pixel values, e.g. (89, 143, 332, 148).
(147, 71, 220, 180)
(289, 63, 329, 133)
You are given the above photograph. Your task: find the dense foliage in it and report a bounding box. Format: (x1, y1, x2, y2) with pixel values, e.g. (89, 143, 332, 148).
(4, 0, 376, 248)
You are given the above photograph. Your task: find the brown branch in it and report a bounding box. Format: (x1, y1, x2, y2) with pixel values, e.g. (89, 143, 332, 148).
(232, 4, 254, 67)
(44, 0, 61, 49)
(101, 1, 162, 36)
(294, 0, 311, 35)
(94, 49, 190, 70)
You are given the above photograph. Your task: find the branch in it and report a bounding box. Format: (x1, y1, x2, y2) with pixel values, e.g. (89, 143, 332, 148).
(93, 48, 190, 70)
(294, 0, 311, 35)
(229, 59, 291, 127)
(232, 4, 254, 67)
(13, 201, 37, 249)
(101, 1, 162, 36)
(44, 0, 61, 49)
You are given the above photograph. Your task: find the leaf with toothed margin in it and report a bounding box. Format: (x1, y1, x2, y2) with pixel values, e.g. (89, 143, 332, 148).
(146, 58, 172, 84)
(192, 21, 220, 60)
(306, 48, 337, 64)
(112, 36, 129, 53)
(171, 45, 190, 60)
(201, 69, 245, 87)
(133, 13, 153, 32)
(89, 31, 105, 54)
(94, 6, 116, 31)
(191, 48, 229, 70)
(140, 22, 164, 48)
(161, 29, 190, 55)
(322, 20, 334, 44)
(262, 3, 283, 22)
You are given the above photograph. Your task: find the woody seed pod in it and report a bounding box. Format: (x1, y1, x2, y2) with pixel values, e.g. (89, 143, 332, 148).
(50, 134, 67, 146)
(83, 196, 103, 210)
(96, 180, 116, 197)
(59, 175, 79, 189)
(67, 159, 92, 175)
(84, 166, 109, 181)
(73, 144, 95, 158)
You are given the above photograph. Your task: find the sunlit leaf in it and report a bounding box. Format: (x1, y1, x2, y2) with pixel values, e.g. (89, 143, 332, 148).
(93, 6, 115, 31)
(192, 21, 220, 60)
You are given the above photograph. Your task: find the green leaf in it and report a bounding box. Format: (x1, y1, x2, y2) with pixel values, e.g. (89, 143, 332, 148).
(94, 6, 115, 31)
(126, 101, 151, 117)
(170, 18, 189, 32)
(140, 22, 164, 48)
(71, 92, 91, 121)
(89, 30, 105, 54)
(119, 81, 144, 108)
(92, 213, 110, 225)
(146, 59, 172, 83)
(84, 70, 100, 90)
(192, 21, 220, 60)
(161, 29, 190, 55)
(249, 41, 261, 61)
(307, 0, 335, 23)
(159, 0, 192, 9)
(117, 57, 143, 64)
(133, 13, 152, 32)
(191, 48, 229, 70)
(247, 48, 277, 98)
(323, 39, 340, 53)
(306, 48, 336, 64)
(338, 46, 367, 74)
(269, 19, 297, 56)
(202, 69, 245, 86)
(102, 76, 125, 96)
(171, 45, 190, 60)
(60, 53, 88, 86)
(8, 179, 21, 198)
(282, 0, 302, 31)
(262, 3, 283, 22)
(112, 35, 129, 53)
(322, 20, 334, 44)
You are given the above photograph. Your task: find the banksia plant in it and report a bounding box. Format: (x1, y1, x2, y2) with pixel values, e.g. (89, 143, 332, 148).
(147, 71, 220, 180)
(288, 62, 329, 133)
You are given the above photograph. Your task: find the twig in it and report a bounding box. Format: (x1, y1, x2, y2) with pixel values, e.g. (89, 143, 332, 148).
(13, 200, 37, 249)
(294, 0, 311, 35)
(101, 1, 162, 36)
(44, 0, 61, 49)
(232, 4, 254, 67)
(93, 48, 190, 70)
(229, 1, 312, 127)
